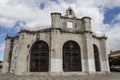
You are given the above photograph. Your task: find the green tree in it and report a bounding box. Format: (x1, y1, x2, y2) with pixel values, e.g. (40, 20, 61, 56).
(109, 56, 120, 66)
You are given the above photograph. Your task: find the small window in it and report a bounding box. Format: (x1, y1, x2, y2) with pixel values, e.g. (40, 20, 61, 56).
(67, 22, 73, 28)
(69, 9, 72, 15)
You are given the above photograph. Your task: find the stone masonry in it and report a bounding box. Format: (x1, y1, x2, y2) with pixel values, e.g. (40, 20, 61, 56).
(2, 7, 110, 75)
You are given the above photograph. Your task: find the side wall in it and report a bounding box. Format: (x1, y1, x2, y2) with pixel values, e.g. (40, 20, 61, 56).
(9, 37, 19, 73)
(15, 31, 51, 75)
(2, 38, 13, 73)
(92, 37, 110, 73)
(8, 31, 110, 75)
(2, 39, 10, 73)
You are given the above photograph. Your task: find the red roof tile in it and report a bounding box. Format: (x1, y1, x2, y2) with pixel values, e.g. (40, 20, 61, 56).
(109, 50, 120, 56)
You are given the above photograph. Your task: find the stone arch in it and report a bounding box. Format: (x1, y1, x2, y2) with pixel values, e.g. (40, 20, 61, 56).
(30, 40, 49, 72)
(63, 40, 82, 72)
(93, 44, 101, 71)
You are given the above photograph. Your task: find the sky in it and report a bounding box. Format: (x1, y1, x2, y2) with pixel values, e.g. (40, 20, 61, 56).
(0, 0, 120, 61)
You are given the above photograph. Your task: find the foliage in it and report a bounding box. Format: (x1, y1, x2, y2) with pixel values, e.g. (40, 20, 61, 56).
(109, 55, 120, 66)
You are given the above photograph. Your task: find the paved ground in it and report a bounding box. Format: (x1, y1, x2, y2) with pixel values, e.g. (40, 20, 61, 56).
(0, 72, 120, 80)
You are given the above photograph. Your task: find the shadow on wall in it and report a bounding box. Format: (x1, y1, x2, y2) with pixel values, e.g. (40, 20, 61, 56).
(0, 61, 3, 72)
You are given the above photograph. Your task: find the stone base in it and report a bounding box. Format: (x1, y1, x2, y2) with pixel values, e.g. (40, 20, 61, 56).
(2, 62, 9, 73)
(50, 72, 87, 76)
(85, 71, 111, 75)
(14, 71, 111, 76)
(28, 72, 49, 76)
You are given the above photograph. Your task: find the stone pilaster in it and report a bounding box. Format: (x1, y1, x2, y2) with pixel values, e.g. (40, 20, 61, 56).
(50, 28, 62, 73)
(82, 17, 95, 73)
(82, 32, 95, 73)
(81, 17, 91, 32)
(99, 38, 110, 73)
(15, 33, 28, 75)
(51, 13, 61, 28)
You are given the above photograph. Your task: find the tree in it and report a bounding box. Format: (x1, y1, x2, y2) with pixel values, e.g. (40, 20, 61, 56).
(109, 56, 120, 66)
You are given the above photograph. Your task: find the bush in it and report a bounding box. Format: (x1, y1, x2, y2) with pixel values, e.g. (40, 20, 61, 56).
(109, 56, 120, 66)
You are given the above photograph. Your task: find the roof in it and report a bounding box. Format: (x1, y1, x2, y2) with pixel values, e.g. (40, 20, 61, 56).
(6, 27, 107, 40)
(20, 28, 52, 33)
(109, 50, 120, 56)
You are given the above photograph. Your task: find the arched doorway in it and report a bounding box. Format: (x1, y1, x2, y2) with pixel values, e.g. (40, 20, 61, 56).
(93, 44, 101, 71)
(63, 41, 81, 72)
(30, 41, 49, 72)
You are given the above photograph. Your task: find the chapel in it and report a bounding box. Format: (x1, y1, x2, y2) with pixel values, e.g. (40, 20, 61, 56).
(2, 7, 110, 75)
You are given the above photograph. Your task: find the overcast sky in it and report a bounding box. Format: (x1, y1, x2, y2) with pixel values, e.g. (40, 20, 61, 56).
(0, 0, 120, 61)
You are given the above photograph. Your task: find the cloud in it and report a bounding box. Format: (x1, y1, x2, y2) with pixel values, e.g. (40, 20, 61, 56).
(0, 43, 5, 61)
(106, 25, 120, 52)
(106, 13, 120, 52)
(102, 0, 120, 9)
(0, 0, 50, 28)
(0, 0, 120, 53)
(0, 43, 5, 52)
(0, 0, 103, 29)
(112, 14, 120, 23)
(0, 0, 120, 29)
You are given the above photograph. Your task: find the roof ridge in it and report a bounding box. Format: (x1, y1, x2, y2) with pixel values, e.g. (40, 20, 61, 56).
(109, 50, 120, 55)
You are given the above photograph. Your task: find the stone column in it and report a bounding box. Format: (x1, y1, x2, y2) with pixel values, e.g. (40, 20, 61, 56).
(51, 13, 61, 28)
(99, 38, 110, 73)
(82, 32, 95, 73)
(82, 17, 95, 74)
(15, 33, 28, 75)
(81, 17, 91, 32)
(50, 28, 62, 75)
(2, 38, 11, 73)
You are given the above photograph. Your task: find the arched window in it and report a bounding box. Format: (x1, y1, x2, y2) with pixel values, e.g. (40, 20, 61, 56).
(93, 44, 101, 71)
(30, 41, 49, 72)
(63, 41, 81, 72)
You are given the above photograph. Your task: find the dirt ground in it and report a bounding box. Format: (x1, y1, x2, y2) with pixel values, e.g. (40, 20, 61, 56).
(0, 72, 120, 80)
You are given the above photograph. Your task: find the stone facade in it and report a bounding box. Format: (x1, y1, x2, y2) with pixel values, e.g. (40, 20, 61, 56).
(2, 7, 110, 75)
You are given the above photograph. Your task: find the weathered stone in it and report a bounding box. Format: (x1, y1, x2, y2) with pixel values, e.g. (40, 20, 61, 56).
(2, 8, 110, 75)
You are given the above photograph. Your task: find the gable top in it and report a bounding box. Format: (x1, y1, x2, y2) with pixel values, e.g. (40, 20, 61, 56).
(65, 7, 76, 18)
